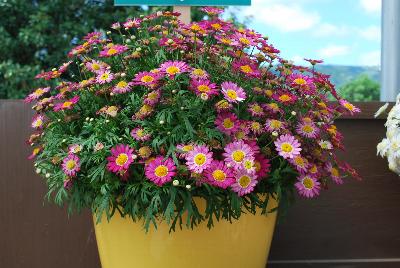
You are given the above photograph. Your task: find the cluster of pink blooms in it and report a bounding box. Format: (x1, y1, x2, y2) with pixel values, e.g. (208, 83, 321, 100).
(26, 8, 361, 199)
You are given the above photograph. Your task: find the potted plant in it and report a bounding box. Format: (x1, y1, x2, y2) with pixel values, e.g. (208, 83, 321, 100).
(26, 7, 361, 268)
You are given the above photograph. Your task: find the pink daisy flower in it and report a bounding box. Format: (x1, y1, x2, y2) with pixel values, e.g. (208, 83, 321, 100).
(233, 33, 257, 47)
(111, 22, 121, 30)
(296, 122, 319, 138)
(295, 174, 321, 198)
(288, 73, 316, 95)
(123, 18, 142, 29)
(53, 95, 80, 112)
(62, 154, 81, 177)
(326, 162, 343, 184)
(160, 61, 190, 77)
(190, 68, 209, 80)
(265, 119, 285, 133)
(96, 70, 114, 84)
(145, 156, 176, 186)
(272, 92, 298, 105)
(215, 112, 239, 135)
(231, 171, 258, 196)
(28, 147, 42, 160)
(263, 103, 282, 114)
(241, 158, 257, 174)
(106, 144, 136, 174)
(176, 143, 195, 158)
(221, 81, 246, 103)
(247, 102, 264, 117)
(289, 155, 309, 173)
(144, 90, 161, 106)
(25, 87, 50, 103)
(130, 127, 151, 141)
(339, 99, 361, 115)
(232, 59, 261, 78)
(85, 60, 108, 74)
(112, 80, 131, 94)
(159, 37, 185, 51)
(200, 6, 224, 16)
(31, 114, 45, 129)
(274, 134, 302, 159)
(204, 160, 235, 189)
(215, 100, 233, 112)
(68, 144, 83, 154)
(190, 79, 219, 97)
(185, 145, 213, 173)
(249, 121, 264, 135)
(223, 140, 255, 168)
(132, 71, 161, 88)
(99, 44, 128, 58)
(254, 154, 271, 179)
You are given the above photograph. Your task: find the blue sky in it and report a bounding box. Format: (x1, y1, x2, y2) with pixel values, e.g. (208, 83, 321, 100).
(226, 0, 381, 66)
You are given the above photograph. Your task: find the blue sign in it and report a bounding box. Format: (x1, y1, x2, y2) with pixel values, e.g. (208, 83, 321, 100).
(115, 0, 251, 6)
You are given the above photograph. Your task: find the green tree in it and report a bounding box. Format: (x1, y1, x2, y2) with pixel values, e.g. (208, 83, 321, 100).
(338, 74, 380, 101)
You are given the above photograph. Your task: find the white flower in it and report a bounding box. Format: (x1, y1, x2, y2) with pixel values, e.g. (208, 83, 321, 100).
(319, 140, 333, 150)
(377, 138, 389, 157)
(374, 102, 389, 118)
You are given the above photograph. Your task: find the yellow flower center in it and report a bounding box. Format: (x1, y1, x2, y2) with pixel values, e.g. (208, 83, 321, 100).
(240, 65, 253, 73)
(279, 94, 291, 102)
(331, 167, 339, 177)
(212, 170, 226, 182)
(281, 143, 293, 153)
(251, 122, 261, 130)
(148, 92, 158, 100)
(190, 24, 201, 31)
(211, 23, 222, 30)
(194, 153, 206, 166)
(268, 103, 278, 110)
(252, 105, 263, 113)
(294, 156, 304, 166)
(222, 118, 234, 129)
(34, 88, 44, 96)
(107, 48, 117, 55)
(243, 160, 253, 170)
(117, 81, 128, 88)
(138, 146, 151, 158)
(33, 119, 43, 127)
(232, 150, 245, 162)
(265, 90, 273, 97)
(310, 165, 318, 174)
(254, 161, 261, 172)
(192, 69, 205, 76)
(238, 175, 251, 188)
(115, 153, 128, 166)
(92, 63, 100, 70)
(198, 85, 210, 92)
(136, 129, 144, 137)
(270, 120, 281, 129)
(239, 37, 251, 45)
(344, 102, 355, 111)
(303, 177, 314, 189)
(226, 89, 238, 100)
(294, 78, 307, 85)
(166, 66, 180, 75)
(100, 73, 109, 80)
(302, 125, 314, 133)
(154, 165, 168, 177)
(141, 75, 154, 83)
(221, 38, 232, 45)
(62, 101, 73, 108)
(66, 160, 76, 170)
(182, 145, 193, 152)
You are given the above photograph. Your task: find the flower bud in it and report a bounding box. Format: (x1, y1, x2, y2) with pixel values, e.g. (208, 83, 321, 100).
(159, 120, 165, 124)
(291, 111, 296, 116)
(185, 185, 191, 190)
(173, 180, 179, 186)
(45, 173, 51, 178)
(272, 131, 278, 137)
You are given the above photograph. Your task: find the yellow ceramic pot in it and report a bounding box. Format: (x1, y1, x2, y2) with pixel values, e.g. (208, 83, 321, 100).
(94, 198, 278, 268)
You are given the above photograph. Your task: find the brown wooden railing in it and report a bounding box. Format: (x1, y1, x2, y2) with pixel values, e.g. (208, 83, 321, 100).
(1, 100, 399, 268)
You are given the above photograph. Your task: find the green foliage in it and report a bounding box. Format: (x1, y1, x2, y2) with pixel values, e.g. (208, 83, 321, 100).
(338, 74, 380, 101)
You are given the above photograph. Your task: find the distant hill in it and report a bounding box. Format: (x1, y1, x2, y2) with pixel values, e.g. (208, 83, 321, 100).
(315, 65, 381, 88)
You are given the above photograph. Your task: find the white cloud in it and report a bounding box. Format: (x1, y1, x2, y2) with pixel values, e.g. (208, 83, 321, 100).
(360, 0, 381, 14)
(241, 0, 321, 32)
(313, 23, 350, 37)
(359, 50, 381, 65)
(317, 45, 351, 58)
(358, 25, 381, 41)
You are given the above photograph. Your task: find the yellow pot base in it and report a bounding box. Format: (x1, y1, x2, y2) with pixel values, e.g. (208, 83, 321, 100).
(94, 198, 277, 268)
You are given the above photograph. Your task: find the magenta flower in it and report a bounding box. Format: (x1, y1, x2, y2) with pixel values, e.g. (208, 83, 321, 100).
(231, 170, 258, 196)
(130, 127, 151, 141)
(215, 112, 239, 135)
(232, 59, 261, 78)
(96, 70, 114, 84)
(106, 144, 136, 174)
(160, 61, 190, 77)
(99, 44, 128, 58)
(190, 79, 218, 97)
(289, 155, 309, 173)
(62, 154, 81, 177)
(265, 119, 285, 133)
(85, 60, 108, 74)
(143, 90, 161, 106)
(53, 96, 80, 112)
(339, 99, 361, 115)
(221, 81, 246, 103)
(254, 154, 271, 179)
(204, 160, 235, 189)
(295, 174, 321, 198)
(272, 92, 298, 105)
(31, 114, 45, 129)
(296, 122, 319, 138)
(112, 80, 131, 94)
(185, 145, 213, 173)
(25, 87, 50, 103)
(190, 68, 209, 80)
(176, 143, 195, 158)
(274, 134, 302, 159)
(288, 73, 316, 95)
(326, 163, 343, 185)
(200, 6, 224, 16)
(123, 18, 142, 29)
(233, 33, 257, 47)
(223, 140, 255, 168)
(247, 102, 264, 117)
(132, 71, 161, 88)
(145, 156, 176, 186)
